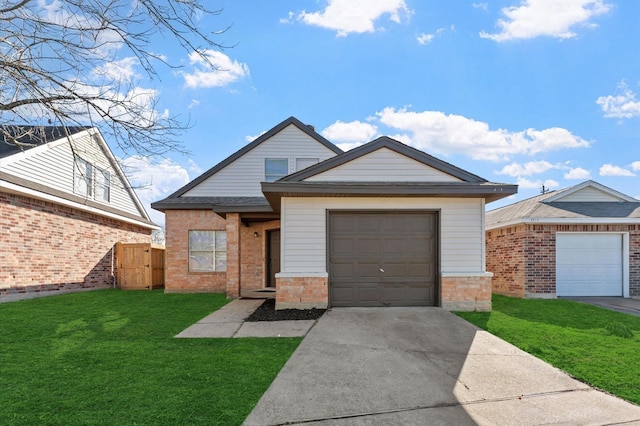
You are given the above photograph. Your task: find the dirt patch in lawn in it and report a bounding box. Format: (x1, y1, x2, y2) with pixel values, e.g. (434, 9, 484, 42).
(245, 299, 326, 322)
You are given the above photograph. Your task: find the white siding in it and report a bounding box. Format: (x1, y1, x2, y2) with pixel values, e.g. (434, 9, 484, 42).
(280, 197, 485, 274)
(304, 148, 462, 182)
(2, 132, 142, 217)
(184, 125, 339, 196)
(558, 186, 625, 202)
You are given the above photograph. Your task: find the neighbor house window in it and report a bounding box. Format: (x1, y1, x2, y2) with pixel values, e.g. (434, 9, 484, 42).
(95, 168, 111, 202)
(264, 158, 288, 182)
(189, 230, 227, 272)
(74, 156, 93, 197)
(296, 157, 319, 172)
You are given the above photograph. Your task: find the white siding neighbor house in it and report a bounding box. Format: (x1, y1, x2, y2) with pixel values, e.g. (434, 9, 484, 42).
(0, 126, 157, 298)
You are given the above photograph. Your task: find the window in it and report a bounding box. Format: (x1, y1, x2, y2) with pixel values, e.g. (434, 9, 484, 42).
(296, 157, 319, 172)
(74, 156, 112, 203)
(74, 156, 93, 197)
(189, 230, 227, 272)
(265, 158, 288, 182)
(96, 168, 111, 202)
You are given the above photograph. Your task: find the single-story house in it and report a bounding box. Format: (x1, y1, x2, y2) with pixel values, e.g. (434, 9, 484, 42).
(0, 126, 157, 297)
(486, 180, 640, 299)
(152, 116, 516, 311)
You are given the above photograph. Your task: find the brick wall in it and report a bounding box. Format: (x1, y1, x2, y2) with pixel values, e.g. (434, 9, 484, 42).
(487, 223, 640, 298)
(0, 191, 151, 296)
(276, 275, 328, 309)
(240, 220, 280, 292)
(441, 274, 492, 311)
(164, 210, 227, 292)
(486, 225, 526, 297)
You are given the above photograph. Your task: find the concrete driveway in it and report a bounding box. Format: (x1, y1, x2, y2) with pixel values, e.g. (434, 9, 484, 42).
(244, 307, 640, 425)
(564, 297, 640, 317)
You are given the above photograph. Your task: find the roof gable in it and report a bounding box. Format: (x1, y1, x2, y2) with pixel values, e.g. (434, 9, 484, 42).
(164, 116, 342, 199)
(543, 180, 637, 203)
(281, 136, 487, 183)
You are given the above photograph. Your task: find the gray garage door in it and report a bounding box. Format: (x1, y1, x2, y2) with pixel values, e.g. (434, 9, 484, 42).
(328, 211, 437, 307)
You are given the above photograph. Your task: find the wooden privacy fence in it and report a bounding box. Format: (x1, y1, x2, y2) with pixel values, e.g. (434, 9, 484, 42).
(116, 243, 165, 290)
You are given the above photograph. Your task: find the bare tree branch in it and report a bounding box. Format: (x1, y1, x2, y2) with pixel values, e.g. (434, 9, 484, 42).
(0, 0, 228, 157)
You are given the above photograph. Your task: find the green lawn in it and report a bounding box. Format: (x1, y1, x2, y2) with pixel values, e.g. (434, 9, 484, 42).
(0, 290, 301, 426)
(456, 294, 640, 405)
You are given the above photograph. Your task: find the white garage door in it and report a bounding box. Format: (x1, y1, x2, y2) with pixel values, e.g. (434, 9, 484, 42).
(556, 233, 623, 296)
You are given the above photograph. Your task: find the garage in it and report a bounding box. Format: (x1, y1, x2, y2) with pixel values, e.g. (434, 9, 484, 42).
(556, 233, 623, 297)
(328, 211, 437, 307)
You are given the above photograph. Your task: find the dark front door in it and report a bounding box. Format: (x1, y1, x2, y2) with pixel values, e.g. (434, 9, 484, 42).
(267, 229, 281, 287)
(328, 211, 437, 307)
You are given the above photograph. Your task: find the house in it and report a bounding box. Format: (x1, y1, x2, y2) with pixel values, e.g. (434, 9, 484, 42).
(152, 116, 517, 311)
(486, 180, 640, 299)
(0, 126, 157, 297)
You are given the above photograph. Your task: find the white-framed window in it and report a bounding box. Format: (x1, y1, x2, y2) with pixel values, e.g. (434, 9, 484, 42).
(189, 230, 227, 272)
(95, 168, 111, 202)
(74, 156, 93, 197)
(296, 157, 319, 172)
(264, 158, 288, 182)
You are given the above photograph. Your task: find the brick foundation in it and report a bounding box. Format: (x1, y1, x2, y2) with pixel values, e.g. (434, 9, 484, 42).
(441, 273, 492, 311)
(487, 224, 640, 298)
(0, 191, 151, 297)
(276, 274, 328, 310)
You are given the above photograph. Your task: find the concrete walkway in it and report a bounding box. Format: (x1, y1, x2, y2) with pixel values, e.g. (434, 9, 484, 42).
(175, 299, 317, 338)
(564, 296, 640, 317)
(244, 307, 640, 425)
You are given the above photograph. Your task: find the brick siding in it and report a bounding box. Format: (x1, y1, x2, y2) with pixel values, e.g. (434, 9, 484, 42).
(164, 210, 227, 293)
(487, 224, 640, 298)
(0, 191, 151, 296)
(276, 275, 328, 309)
(164, 209, 281, 295)
(441, 274, 492, 311)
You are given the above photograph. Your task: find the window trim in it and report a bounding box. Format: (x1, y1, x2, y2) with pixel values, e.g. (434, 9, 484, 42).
(74, 156, 93, 198)
(188, 230, 227, 273)
(95, 167, 111, 202)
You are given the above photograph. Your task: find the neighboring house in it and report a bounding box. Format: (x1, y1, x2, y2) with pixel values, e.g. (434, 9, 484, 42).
(0, 126, 157, 297)
(152, 116, 516, 311)
(486, 180, 640, 299)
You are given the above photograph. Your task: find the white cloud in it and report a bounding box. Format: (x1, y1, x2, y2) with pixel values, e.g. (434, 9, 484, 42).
(496, 160, 554, 176)
(516, 177, 559, 190)
(417, 33, 435, 44)
(596, 82, 640, 119)
(294, 0, 412, 36)
(121, 156, 192, 225)
(182, 50, 249, 89)
(564, 167, 591, 179)
(599, 163, 636, 177)
(480, 0, 612, 42)
(632, 161, 640, 171)
(376, 107, 590, 161)
(92, 57, 139, 82)
(473, 3, 489, 11)
(321, 120, 378, 145)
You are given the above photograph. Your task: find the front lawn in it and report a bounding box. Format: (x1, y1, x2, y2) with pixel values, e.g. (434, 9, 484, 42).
(456, 295, 640, 405)
(0, 290, 301, 425)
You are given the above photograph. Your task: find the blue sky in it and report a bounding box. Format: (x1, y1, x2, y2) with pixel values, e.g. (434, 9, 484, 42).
(116, 1, 640, 225)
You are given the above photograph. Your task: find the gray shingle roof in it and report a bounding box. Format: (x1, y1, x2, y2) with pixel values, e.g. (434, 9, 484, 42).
(0, 126, 89, 158)
(486, 183, 640, 228)
(151, 196, 272, 213)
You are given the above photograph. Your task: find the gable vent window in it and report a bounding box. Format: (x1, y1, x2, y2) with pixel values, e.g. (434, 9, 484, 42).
(189, 230, 227, 272)
(74, 156, 93, 197)
(96, 168, 111, 202)
(265, 158, 288, 182)
(74, 156, 110, 203)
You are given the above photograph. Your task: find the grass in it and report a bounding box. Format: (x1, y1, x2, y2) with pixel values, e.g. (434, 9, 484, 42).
(0, 289, 302, 426)
(456, 294, 640, 405)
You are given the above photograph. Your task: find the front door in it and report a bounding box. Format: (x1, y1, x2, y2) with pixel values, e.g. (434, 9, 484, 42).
(267, 230, 281, 287)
